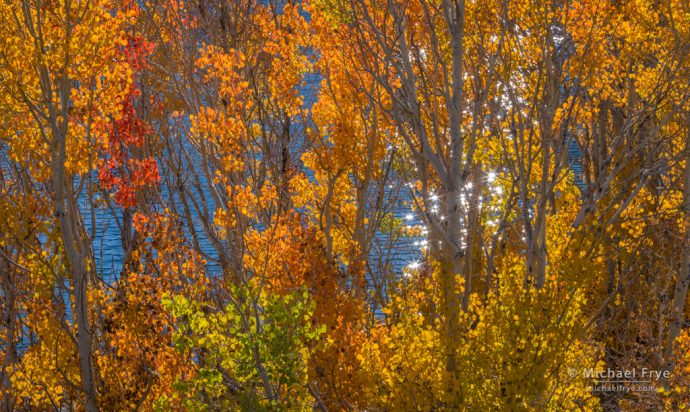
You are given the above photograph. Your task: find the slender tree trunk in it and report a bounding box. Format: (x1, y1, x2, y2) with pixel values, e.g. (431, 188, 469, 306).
(664, 122, 690, 374)
(438, 185, 465, 405)
(0, 255, 17, 412)
(463, 163, 482, 310)
(51, 129, 99, 412)
(22, 0, 100, 406)
(439, 243, 463, 403)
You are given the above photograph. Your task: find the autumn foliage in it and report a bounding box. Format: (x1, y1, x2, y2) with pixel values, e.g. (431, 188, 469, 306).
(1, 0, 690, 411)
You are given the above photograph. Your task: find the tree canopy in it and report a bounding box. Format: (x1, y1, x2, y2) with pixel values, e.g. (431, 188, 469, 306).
(1, 0, 689, 410)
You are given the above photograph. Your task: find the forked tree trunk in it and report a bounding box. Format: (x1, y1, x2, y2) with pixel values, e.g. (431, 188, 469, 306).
(51, 128, 99, 412)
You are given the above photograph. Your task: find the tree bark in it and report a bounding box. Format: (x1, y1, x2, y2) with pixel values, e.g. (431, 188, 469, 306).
(0, 255, 17, 412)
(664, 121, 690, 374)
(51, 127, 99, 412)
